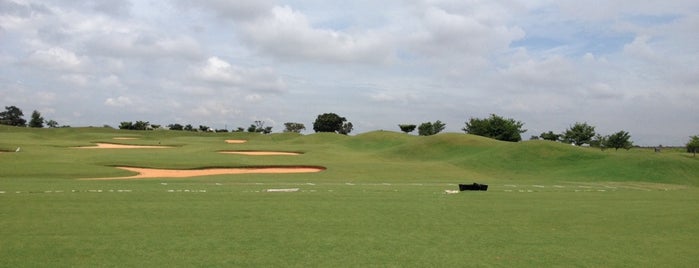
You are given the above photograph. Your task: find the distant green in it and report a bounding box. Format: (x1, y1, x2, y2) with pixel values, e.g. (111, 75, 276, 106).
(1, 126, 697, 267)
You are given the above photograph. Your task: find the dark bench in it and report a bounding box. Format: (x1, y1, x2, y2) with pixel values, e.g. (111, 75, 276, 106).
(458, 183, 488, 191)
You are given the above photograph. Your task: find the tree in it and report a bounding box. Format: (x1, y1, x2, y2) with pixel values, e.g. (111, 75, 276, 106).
(28, 110, 44, 128)
(563, 122, 596, 146)
(284, 122, 306, 133)
(262, 126, 273, 134)
(433, 121, 446, 134)
(46, 119, 59, 128)
(339, 122, 353, 135)
(119, 121, 150, 130)
(133, 121, 150, 130)
(462, 114, 526, 142)
(119, 121, 134, 130)
(0, 106, 26, 126)
(590, 134, 607, 149)
(687, 135, 699, 157)
(418, 122, 433, 136)
(199, 125, 210, 132)
(398, 124, 417, 134)
(313, 113, 351, 134)
(168, 123, 184, 131)
(539, 131, 561, 141)
(248, 121, 272, 134)
(247, 124, 257, 132)
(604, 131, 633, 151)
(418, 120, 445, 136)
(184, 124, 194, 131)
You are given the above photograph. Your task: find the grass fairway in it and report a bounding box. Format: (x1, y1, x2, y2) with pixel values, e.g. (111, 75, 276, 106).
(1, 126, 698, 267)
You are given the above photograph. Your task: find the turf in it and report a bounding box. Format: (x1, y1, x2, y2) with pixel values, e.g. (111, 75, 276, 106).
(1, 126, 698, 267)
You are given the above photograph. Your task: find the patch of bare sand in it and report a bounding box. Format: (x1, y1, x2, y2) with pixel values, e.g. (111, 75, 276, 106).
(84, 166, 325, 180)
(113, 137, 139, 140)
(220, 151, 301, 156)
(225, 139, 247, 144)
(75, 143, 172, 149)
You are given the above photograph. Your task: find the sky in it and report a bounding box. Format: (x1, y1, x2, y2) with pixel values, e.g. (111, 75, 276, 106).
(1, 0, 697, 145)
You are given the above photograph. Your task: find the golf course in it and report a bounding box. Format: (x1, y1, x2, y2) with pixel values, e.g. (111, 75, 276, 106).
(1, 125, 698, 267)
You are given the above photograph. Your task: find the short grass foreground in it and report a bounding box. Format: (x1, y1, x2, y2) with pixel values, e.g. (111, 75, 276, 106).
(1, 126, 698, 267)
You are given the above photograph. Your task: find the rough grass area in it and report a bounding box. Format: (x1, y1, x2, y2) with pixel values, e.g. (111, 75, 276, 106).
(1, 126, 698, 267)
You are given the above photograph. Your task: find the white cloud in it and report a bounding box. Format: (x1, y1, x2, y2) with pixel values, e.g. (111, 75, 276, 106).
(0, 1, 51, 30)
(85, 0, 132, 17)
(59, 74, 89, 86)
(410, 6, 525, 57)
(198, 57, 235, 82)
(32, 91, 56, 106)
(500, 54, 578, 89)
(177, 0, 273, 21)
(623, 35, 658, 62)
(104, 96, 133, 107)
(368, 90, 418, 104)
(195, 56, 286, 93)
(239, 5, 393, 63)
(98, 74, 123, 88)
(87, 32, 202, 60)
(584, 83, 624, 100)
(556, 0, 699, 21)
(26, 47, 85, 71)
(245, 94, 263, 103)
(188, 101, 241, 120)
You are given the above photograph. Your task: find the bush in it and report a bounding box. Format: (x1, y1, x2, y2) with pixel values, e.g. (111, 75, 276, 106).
(463, 114, 525, 142)
(284, 122, 306, 133)
(313, 113, 351, 135)
(398, 124, 417, 134)
(418, 121, 445, 136)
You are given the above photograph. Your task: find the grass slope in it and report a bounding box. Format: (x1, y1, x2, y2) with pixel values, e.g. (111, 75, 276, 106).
(1, 126, 698, 267)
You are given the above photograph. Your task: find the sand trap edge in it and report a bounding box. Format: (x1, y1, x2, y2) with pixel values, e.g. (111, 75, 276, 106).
(73, 143, 173, 149)
(219, 150, 303, 156)
(80, 166, 326, 180)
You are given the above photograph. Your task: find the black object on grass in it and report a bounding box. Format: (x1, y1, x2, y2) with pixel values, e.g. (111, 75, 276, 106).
(458, 183, 488, 191)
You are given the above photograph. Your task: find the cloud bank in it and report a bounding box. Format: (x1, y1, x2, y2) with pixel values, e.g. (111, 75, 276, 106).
(1, 0, 697, 145)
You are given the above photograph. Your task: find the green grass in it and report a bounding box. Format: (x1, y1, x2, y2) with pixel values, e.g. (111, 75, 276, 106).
(1, 126, 698, 267)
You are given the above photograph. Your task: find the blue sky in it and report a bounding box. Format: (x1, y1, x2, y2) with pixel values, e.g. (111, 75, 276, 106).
(1, 0, 698, 145)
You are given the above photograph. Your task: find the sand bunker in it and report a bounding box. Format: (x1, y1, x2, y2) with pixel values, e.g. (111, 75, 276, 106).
(85, 166, 325, 180)
(219, 151, 301, 156)
(113, 137, 139, 140)
(225, 139, 247, 144)
(75, 143, 172, 149)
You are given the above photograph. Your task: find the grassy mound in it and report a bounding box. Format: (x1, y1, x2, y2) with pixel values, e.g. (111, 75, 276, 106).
(1, 126, 697, 185)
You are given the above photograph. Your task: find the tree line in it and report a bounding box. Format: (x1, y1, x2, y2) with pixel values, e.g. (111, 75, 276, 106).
(532, 122, 633, 151)
(2, 105, 698, 155)
(118, 120, 277, 133)
(400, 114, 631, 150)
(0, 106, 61, 128)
